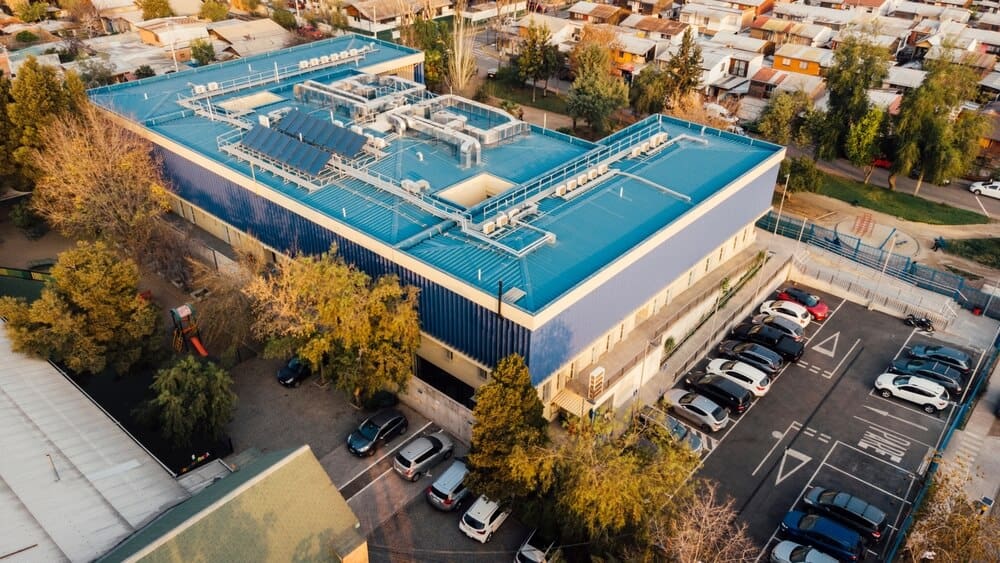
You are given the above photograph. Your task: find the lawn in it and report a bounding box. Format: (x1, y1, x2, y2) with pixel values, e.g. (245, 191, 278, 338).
(481, 80, 569, 114)
(943, 238, 1000, 270)
(817, 173, 990, 226)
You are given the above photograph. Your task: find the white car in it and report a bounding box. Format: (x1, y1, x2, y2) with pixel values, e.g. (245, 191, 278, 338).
(969, 180, 1000, 200)
(770, 540, 838, 563)
(874, 373, 950, 413)
(663, 388, 730, 432)
(706, 358, 772, 397)
(459, 495, 510, 543)
(760, 300, 811, 328)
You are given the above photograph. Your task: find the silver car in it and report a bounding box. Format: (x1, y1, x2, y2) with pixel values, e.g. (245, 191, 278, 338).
(393, 430, 454, 481)
(770, 540, 838, 563)
(662, 389, 729, 432)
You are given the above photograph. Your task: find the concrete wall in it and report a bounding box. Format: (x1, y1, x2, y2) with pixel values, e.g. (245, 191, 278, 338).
(400, 378, 474, 445)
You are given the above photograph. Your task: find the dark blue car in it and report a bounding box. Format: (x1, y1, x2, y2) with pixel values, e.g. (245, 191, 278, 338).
(908, 345, 971, 375)
(780, 510, 864, 561)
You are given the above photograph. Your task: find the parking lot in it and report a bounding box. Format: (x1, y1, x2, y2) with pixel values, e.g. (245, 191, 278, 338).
(678, 286, 988, 561)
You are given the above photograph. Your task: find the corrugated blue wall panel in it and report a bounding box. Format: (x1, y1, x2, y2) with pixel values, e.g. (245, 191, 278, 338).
(528, 165, 779, 384)
(159, 148, 529, 367)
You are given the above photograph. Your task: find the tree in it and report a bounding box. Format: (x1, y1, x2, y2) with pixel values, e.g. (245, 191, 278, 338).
(272, 7, 297, 29)
(401, 17, 450, 92)
(16, 2, 49, 22)
(198, 0, 228, 21)
(662, 27, 702, 109)
(59, 0, 102, 37)
(645, 479, 759, 562)
(77, 57, 116, 88)
(190, 38, 215, 66)
(0, 241, 160, 375)
(844, 106, 885, 184)
(566, 42, 627, 133)
(903, 462, 1000, 562)
(757, 90, 811, 146)
(0, 72, 27, 193)
(137, 0, 172, 19)
(134, 64, 156, 79)
(819, 32, 890, 159)
(518, 23, 557, 102)
(466, 354, 549, 502)
(188, 248, 262, 363)
(8, 57, 86, 179)
(893, 51, 988, 193)
(779, 156, 823, 194)
(141, 356, 237, 446)
(28, 104, 172, 262)
(631, 66, 669, 115)
(244, 246, 420, 404)
(446, 0, 477, 95)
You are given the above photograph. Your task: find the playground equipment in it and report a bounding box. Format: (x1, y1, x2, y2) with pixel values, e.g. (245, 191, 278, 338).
(170, 304, 209, 357)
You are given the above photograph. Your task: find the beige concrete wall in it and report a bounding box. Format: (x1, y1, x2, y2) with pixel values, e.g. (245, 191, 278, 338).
(400, 377, 474, 445)
(417, 336, 487, 390)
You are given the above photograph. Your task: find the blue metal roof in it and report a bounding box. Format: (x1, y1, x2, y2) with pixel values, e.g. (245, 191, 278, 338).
(89, 34, 781, 315)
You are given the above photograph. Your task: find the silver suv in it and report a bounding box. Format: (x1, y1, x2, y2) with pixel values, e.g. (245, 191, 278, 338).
(393, 430, 454, 481)
(426, 459, 470, 511)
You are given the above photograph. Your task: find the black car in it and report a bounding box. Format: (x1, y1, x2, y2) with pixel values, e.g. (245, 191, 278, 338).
(730, 324, 804, 362)
(750, 313, 804, 341)
(803, 486, 888, 543)
(889, 359, 965, 397)
(684, 372, 753, 415)
(908, 344, 972, 375)
(717, 340, 784, 375)
(347, 409, 408, 457)
(780, 511, 865, 561)
(277, 355, 312, 387)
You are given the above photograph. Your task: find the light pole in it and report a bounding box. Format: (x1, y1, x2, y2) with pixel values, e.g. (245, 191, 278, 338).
(773, 173, 789, 237)
(634, 338, 658, 415)
(872, 232, 897, 309)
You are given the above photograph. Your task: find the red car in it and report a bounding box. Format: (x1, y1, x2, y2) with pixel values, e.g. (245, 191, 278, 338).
(872, 157, 892, 169)
(777, 287, 829, 321)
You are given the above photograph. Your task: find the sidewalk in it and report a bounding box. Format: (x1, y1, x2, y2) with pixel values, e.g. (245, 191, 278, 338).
(940, 358, 1000, 506)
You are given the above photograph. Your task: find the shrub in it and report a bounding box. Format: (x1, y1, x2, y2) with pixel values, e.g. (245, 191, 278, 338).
(15, 31, 39, 43)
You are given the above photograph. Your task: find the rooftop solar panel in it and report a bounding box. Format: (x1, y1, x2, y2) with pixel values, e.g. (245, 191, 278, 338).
(241, 125, 330, 176)
(275, 109, 367, 158)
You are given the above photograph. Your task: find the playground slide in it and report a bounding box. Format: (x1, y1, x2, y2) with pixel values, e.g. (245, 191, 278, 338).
(189, 336, 209, 357)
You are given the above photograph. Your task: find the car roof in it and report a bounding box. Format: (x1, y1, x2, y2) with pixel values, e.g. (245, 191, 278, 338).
(771, 299, 807, 313)
(432, 459, 468, 488)
(467, 495, 501, 518)
(370, 409, 403, 425)
(889, 373, 946, 393)
(400, 432, 448, 457)
(916, 345, 969, 361)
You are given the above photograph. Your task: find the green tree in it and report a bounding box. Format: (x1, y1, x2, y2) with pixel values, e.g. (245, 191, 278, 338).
(818, 32, 890, 159)
(757, 90, 811, 146)
(271, 7, 297, 29)
(466, 354, 549, 502)
(141, 356, 237, 446)
(0, 73, 27, 193)
(77, 57, 116, 87)
(190, 38, 215, 66)
(401, 18, 450, 92)
(0, 241, 160, 375)
(893, 52, 988, 193)
(630, 66, 669, 115)
(566, 43, 627, 133)
(778, 156, 823, 194)
(16, 2, 49, 22)
(244, 246, 420, 405)
(137, 0, 172, 19)
(518, 23, 557, 102)
(15, 30, 39, 43)
(134, 64, 156, 79)
(662, 27, 702, 109)
(844, 106, 885, 184)
(198, 0, 229, 21)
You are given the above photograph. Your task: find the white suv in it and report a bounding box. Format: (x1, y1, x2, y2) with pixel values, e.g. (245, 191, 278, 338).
(459, 495, 510, 543)
(874, 373, 949, 413)
(706, 358, 772, 397)
(969, 180, 1000, 200)
(760, 300, 811, 328)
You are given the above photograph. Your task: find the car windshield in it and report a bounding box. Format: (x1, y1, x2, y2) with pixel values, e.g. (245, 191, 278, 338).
(721, 360, 736, 370)
(359, 420, 380, 440)
(710, 405, 725, 420)
(679, 393, 697, 405)
(800, 293, 820, 306)
(790, 545, 811, 559)
(288, 357, 303, 369)
(463, 512, 486, 531)
(669, 419, 688, 439)
(800, 514, 820, 530)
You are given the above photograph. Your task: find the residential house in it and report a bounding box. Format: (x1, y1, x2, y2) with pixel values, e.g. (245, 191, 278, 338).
(773, 43, 835, 76)
(867, 89, 902, 115)
(961, 26, 1000, 54)
(703, 38, 765, 97)
(711, 30, 768, 54)
(890, 1, 969, 23)
(730, 0, 774, 19)
(750, 16, 794, 54)
(772, 3, 856, 30)
(843, 0, 890, 15)
(688, 0, 756, 30)
(748, 66, 826, 100)
(974, 101, 1000, 166)
(343, 0, 453, 38)
(0, 51, 61, 78)
(93, 0, 143, 33)
(658, 42, 732, 95)
(787, 22, 834, 47)
(831, 27, 901, 56)
(134, 16, 209, 63)
(884, 65, 927, 92)
(980, 71, 1000, 100)
(679, 2, 744, 37)
(924, 42, 998, 77)
(461, 1, 527, 25)
(619, 14, 690, 42)
(502, 12, 581, 54)
(612, 33, 658, 76)
(208, 18, 295, 58)
(625, 0, 674, 17)
(976, 12, 1000, 32)
(568, 1, 626, 24)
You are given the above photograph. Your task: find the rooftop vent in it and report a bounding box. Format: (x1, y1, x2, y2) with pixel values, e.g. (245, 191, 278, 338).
(193, 84, 207, 94)
(206, 82, 219, 91)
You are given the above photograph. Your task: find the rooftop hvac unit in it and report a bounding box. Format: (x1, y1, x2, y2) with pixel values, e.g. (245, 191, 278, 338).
(416, 179, 430, 191)
(524, 203, 538, 215)
(507, 207, 521, 221)
(401, 179, 418, 192)
(369, 42, 376, 51)
(331, 52, 340, 61)
(588, 168, 598, 181)
(577, 174, 588, 186)
(340, 51, 350, 59)
(588, 366, 605, 400)
(333, 120, 345, 127)
(598, 163, 609, 175)
(630, 147, 641, 158)
(566, 179, 578, 191)
(641, 141, 651, 153)
(349, 48, 359, 57)
(206, 82, 219, 91)
(298, 60, 310, 69)
(483, 221, 496, 235)
(659, 132, 669, 144)
(350, 125, 363, 135)
(193, 84, 207, 94)
(554, 184, 567, 197)
(496, 213, 509, 227)
(258, 115, 271, 127)
(373, 137, 388, 149)
(320, 55, 330, 64)
(309, 58, 320, 67)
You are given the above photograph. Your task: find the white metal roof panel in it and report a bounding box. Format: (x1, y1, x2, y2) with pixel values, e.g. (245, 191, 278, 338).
(0, 325, 189, 562)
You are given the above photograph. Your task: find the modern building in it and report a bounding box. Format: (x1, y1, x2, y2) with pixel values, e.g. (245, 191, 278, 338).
(90, 34, 782, 419)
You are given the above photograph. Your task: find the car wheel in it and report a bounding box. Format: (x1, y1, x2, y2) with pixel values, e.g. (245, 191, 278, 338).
(443, 449, 452, 460)
(399, 424, 408, 436)
(412, 472, 422, 482)
(294, 380, 301, 388)
(486, 532, 493, 543)
(880, 389, 892, 398)
(974, 189, 982, 195)
(367, 448, 376, 457)
(923, 404, 938, 414)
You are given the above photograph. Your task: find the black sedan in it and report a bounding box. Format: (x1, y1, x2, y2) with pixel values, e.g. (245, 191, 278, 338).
(889, 359, 964, 397)
(908, 344, 972, 375)
(730, 323, 804, 362)
(277, 355, 312, 387)
(717, 340, 784, 375)
(347, 409, 408, 457)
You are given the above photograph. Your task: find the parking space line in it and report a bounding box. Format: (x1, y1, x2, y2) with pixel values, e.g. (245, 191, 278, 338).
(828, 338, 861, 378)
(339, 421, 433, 489)
(752, 421, 801, 476)
(345, 467, 393, 502)
(893, 328, 919, 361)
(820, 463, 912, 504)
(957, 347, 990, 406)
(853, 415, 934, 448)
(835, 441, 917, 477)
(865, 390, 952, 423)
(801, 298, 846, 345)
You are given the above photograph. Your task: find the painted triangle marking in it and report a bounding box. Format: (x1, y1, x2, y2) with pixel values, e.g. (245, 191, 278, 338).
(812, 331, 840, 358)
(775, 448, 813, 486)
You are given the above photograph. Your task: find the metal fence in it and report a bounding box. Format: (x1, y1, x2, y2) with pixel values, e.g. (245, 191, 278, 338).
(758, 211, 1000, 319)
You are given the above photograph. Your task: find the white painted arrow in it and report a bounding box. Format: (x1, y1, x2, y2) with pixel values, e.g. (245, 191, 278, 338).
(863, 405, 929, 431)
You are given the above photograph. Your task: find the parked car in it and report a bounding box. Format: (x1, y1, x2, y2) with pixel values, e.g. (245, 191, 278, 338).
(638, 404, 704, 454)
(276, 355, 312, 387)
(486, 67, 498, 79)
(872, 157, 892, 170)
(730, 323, 804, 362)
(459, 495, 511, 543)
(705, 358, 772, 397)
(751, 313, 805, 341)
(889, 359, 965, 398)
(969, 179, 1000, 200)
(662, 389, 730, 432)
(516, 528, 557, 563)
(770, 540, 839, 563)
(908, 344, 972, 375)
(777, 287, 830, 321)
(684, 372, 753, 415)
(874, 373, 950, 413)
(347, 409, 408, 456)
(760, 300, 812, 328)
(780, 511, 865, 562)
(426, 459, 471, 511)
(393, 430, 454, 481)
(802, 486, 888, 542)
(717, 340, 784, 375)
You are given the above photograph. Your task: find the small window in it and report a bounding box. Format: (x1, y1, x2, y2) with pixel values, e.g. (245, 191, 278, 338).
(542, 382, 551, 401)
(445, 349, 454, 360)
(719, 247, 725, 261)
(705, 257, 711, 272)
(688, 270, 695, 286)
(478, 367, 488, 380)
(782, 57, 791, 65)
(799, 61, 808, 70)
